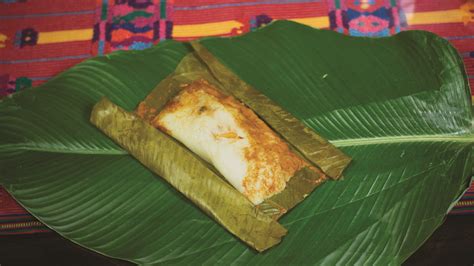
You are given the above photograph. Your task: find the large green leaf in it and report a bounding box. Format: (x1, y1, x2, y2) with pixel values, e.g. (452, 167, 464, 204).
(0, 21, 472, 264)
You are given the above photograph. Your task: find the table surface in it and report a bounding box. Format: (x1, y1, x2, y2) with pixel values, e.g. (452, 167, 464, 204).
(1, 215, 473, 265)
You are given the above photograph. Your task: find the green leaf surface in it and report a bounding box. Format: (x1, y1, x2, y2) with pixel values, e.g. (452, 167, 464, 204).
(0, 21, 472, 264)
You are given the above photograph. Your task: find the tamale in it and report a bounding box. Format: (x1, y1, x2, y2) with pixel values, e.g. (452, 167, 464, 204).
(153, 79, 308, 205)
(136, 53, 341, 220)
(90, 98, 287, 252)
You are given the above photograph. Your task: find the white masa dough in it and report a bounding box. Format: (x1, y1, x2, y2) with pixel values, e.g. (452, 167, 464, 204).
(157, 89, 250, 195)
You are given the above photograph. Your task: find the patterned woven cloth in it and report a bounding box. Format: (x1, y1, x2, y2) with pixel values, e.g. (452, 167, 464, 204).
(1, 0, 473, 234)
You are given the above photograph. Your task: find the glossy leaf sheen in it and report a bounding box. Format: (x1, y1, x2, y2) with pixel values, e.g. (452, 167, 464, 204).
(0, 21, 472, 264)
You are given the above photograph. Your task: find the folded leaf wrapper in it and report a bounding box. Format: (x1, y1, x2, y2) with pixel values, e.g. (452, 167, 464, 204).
(90, 97, 287, 252)
(192, 42, 352, 180)
(135, 52, 349, 219)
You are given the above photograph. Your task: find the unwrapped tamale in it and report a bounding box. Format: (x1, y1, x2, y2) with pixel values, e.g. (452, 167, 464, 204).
(151, 79, 309, 205)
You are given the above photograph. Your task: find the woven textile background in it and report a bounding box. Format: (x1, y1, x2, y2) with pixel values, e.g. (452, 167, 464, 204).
(1, 0, 473, 235)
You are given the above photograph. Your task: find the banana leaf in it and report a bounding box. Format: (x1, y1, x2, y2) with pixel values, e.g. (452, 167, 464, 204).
(90, 97, 287, 252)
(0, 21, 472, 264)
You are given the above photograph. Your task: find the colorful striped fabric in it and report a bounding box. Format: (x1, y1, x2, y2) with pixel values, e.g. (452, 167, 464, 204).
(1, 0, 473, 234)
(450, 184, 474, 214)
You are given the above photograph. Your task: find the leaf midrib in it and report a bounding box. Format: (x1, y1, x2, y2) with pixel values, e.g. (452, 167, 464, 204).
(1, 134, 472, 155)
(331, 134, 474, 147)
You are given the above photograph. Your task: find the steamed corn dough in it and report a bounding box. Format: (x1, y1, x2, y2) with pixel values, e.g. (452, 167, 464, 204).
(152, 79, 307, 205)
